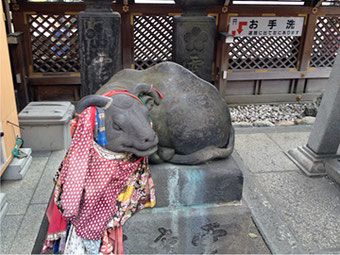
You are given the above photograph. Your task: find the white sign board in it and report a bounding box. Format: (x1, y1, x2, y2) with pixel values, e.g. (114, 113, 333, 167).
(228, 17, 305, 37)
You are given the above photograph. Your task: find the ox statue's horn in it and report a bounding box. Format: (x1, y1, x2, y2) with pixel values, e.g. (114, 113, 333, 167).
(76, 95, 113, 114)
(131, 83, 162, 105)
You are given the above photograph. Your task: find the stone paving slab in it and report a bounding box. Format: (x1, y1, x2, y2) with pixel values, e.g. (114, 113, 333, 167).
(1, 156, 49, 215)
(31, 150, 66, 204)
(233, 151, 305, 254)
(254, 171, 340, 253)
(0, 215, 23, 254)
(267, 132, 311, 153)
(235, 133, 298, 173)
(9, 204, 47, 254)
(123, 203, 270, 254)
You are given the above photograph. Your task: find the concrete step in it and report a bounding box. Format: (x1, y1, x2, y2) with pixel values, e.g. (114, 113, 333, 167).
(1, 148, 32, 180)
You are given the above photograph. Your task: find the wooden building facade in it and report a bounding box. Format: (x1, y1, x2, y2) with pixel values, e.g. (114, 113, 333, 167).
(5, 0, 340, 107)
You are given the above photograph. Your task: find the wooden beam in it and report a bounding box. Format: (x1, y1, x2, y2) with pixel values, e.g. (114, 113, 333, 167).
(28, 75, 81, 85)
(224, 92, 321, 104)
(226, 68, 331, 81)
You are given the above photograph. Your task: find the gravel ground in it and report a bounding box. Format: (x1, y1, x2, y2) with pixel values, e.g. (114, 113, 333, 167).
(229, 103, 313, 124)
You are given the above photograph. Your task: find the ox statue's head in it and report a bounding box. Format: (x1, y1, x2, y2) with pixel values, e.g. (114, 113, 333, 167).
(76, 84, 161, 157)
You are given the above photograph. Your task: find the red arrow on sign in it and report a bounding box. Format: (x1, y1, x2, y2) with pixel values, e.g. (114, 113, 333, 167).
(237, 21, 248, 35)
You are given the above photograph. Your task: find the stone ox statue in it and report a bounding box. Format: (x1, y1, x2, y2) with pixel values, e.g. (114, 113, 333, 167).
(76, 62, 234, 165)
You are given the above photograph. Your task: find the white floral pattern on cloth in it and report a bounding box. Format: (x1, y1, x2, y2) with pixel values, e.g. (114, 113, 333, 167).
(58, 107, 142, 240)
(81, 238, 101, 254)
(64, 225, 86, 254)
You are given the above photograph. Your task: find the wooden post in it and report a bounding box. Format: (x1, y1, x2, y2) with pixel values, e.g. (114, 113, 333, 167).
(121, 11, 134, 69)
(11, 1, 34, 77)
(8, 32, 29, 110)
(217, 13, 231, 97)
(295, 13, 318, 94)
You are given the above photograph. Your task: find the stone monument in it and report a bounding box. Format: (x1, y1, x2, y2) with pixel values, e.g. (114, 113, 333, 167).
(172, 0, 223, 82)
(78, 0, 122, 96)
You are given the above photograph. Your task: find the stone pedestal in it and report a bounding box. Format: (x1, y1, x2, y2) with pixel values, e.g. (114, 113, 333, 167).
(122, 156, 268, 254)
(150, 157, 243, 208)
(288, 48, 340, 178)
(78, 0, 122, 96)
(172, 0, 223, 82)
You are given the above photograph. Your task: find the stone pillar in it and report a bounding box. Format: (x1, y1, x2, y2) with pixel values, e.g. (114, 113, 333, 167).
(288, 48, 340, 176)
(172, 0, 223, 82)
(78, 0, 122, 96)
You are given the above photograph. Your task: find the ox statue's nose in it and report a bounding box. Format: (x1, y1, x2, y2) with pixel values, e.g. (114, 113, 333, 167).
(143, 132, 157, 144)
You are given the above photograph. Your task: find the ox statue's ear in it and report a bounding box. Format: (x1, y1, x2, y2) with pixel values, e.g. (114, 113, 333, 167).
(131, 83, 162, 110)
(76, 95, 113, 114)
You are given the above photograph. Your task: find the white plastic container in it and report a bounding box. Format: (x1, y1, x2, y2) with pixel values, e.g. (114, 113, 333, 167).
(18, 102, 75, 151)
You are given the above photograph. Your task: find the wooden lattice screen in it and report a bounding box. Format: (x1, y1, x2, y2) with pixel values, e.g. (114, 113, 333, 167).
(228, 36, 301, 70)
(310, 16, 340, 68)
(28, 14, 80, 73)
(133, 15, 173, 70)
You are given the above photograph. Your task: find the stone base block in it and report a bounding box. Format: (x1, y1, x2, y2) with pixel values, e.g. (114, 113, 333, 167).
(325, 159, 340, 184)
(0, 193, 9, 223)
(123, 203, 269, 254)
(1, 148, 32, 180)
(287, 145, 340, 176)
(150, 156, 243, 207)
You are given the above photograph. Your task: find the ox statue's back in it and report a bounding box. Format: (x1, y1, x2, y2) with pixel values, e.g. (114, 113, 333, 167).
(96, 61, 234, 165)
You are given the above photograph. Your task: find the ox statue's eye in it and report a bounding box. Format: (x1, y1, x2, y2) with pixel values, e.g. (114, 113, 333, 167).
(112, 123, 122, 131)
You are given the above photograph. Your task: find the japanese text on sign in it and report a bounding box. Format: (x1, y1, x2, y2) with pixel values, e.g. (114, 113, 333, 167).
(228, 17, 305, 37)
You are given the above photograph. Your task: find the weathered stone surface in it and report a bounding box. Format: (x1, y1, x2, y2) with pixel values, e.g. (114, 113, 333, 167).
(233, 121, 253, 127)
(276, 120, 295, 126)
(173, 16, 216, 81)
(295, 116, 316, 125)
(97, 62, 234, 165)
(1, 156, 49, 215)
(0, 215, 24, 254)
(31, 150, 66, 204)
(172, 0, 222, 81)
(123, 203, 270, 254)
(303, 105, 318, 117)
(150, 156, 243, 207)
(78, 2, 121, 96)
(235, 133, 297, 173)
(9, 204, 47, 254)
(254, 171, 340, 253)
(253, 120, 275, 127)
(267, 131, 310, 152)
